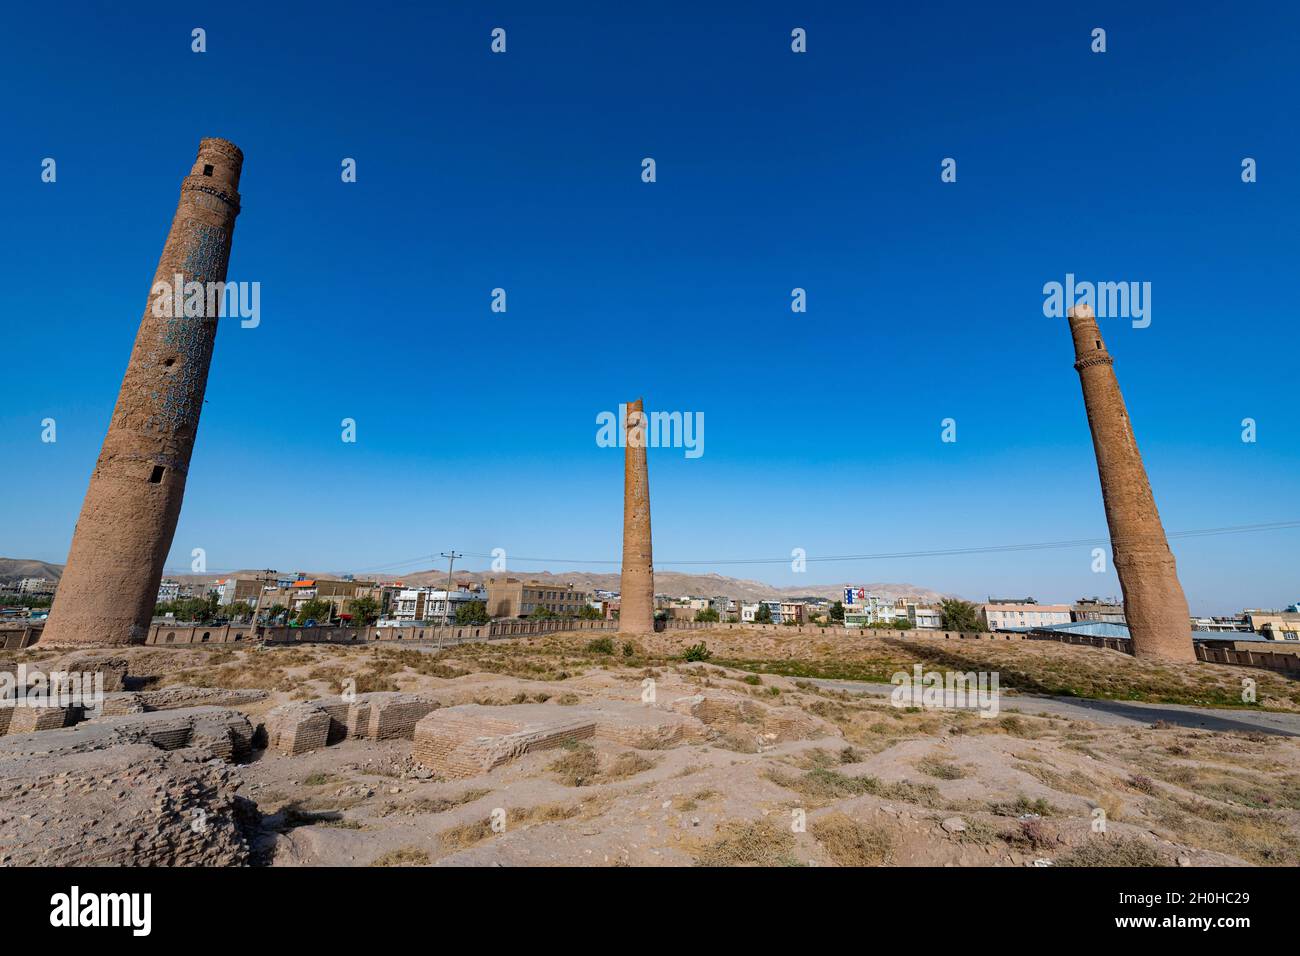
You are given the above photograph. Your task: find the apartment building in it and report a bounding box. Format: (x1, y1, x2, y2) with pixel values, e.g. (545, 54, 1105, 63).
(981, 600, 1072, 631)
(1071, 597, 1126, 624)
(484, 577, 591, 618)
(1244, 609, 1300, 642)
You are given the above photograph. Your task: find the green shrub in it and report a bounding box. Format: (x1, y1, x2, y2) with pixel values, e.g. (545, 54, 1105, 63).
(682, 642, 712, 662)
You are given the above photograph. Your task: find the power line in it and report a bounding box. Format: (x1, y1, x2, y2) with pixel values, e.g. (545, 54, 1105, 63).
(454, 519, 1300, 568)
(155, 519, 1300, 578)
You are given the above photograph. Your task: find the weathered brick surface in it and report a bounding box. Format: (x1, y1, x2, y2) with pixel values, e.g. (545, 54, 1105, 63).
(87, 706, 255, 758)
(297, 693, 440, 744)
(96, 692, 148, 716)
(265, 703, 330, 756)
(414, 704, 596, 778)
(361, 693, 440, 740)
(1067, 303, 1194, 662)
(5, 706, 82, 735)
(619, 397, 655, 634)
(0, 743, 251, 865)
(670, 691, 838, 744)
(39, 138, 245, 648)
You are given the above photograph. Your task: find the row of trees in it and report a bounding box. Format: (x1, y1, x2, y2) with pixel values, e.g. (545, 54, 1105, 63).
(151, 593, 993, 633)
(690, 596, 986, 632)
(528, 603, 604, 622)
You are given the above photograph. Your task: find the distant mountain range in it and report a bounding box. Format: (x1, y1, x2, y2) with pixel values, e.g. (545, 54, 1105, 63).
(0, 558, 948, 605)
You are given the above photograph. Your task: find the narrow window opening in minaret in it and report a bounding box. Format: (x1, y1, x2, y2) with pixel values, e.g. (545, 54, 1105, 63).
(202, 164, 214, 177)
(1095, 340, 1102, 349)
(149, 465, 166, 484)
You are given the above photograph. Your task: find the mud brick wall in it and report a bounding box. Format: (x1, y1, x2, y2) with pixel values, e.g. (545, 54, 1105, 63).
(315, 700, 352, 743)
(364, 694, 439, 740)
(31, 655, 130, 692)
(96, 692, 148, 716)
(265, 703, 330, 756)
(594, 721, 685, 749)
(89, 707, 255, 759)
(136, 686, 269, 710)
(6, 706, 82, 735)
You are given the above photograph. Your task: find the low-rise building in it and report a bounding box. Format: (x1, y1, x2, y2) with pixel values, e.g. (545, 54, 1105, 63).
(1244, 609, 1300, 642)
(981, 601, 1072, 631)
(842, 591, 901, 628)
(484, 577, 591, 618)
(1071, 597, 1126, 624)
(17, 577, 56, 596)
(392, 585, 487, 623)
(893, 600, 942, 629)
(780, 601, 807, 625)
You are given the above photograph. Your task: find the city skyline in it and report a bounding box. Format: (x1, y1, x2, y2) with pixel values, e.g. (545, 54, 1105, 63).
(2, 3, 1297, 617)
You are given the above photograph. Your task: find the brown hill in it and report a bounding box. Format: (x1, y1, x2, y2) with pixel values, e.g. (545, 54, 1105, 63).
(0, 557, 64, 586)
(1, 558, 949, 605)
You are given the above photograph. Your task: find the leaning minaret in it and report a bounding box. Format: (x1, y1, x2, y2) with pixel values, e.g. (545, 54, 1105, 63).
(619, 398, 655, 634)
(41, 138, 244, 647)
(1067, 303, 1194, 662)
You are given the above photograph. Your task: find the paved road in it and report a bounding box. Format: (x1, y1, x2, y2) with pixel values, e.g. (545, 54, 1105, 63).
(806, 678, 1300, 737)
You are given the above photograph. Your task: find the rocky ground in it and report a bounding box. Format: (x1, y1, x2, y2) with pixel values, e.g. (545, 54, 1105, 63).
(3, 629, 1299, 867)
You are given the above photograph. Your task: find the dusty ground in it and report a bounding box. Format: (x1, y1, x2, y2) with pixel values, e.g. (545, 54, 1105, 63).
(6, 630, 1300, 867)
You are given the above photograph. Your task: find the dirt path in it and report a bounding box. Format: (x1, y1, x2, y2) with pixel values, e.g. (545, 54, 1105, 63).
(807, 679, 1300, 736)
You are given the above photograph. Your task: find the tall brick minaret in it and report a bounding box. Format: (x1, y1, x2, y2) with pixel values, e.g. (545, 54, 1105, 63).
(42, 138, 244, 647)
(1067, 304, 1194, 662)
(619, 399, 655, 634)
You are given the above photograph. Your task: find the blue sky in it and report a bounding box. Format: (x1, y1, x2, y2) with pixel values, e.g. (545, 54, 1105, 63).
(1, 2, 1296, 614)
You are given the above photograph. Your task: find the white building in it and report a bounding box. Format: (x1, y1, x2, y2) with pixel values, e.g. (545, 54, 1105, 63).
(392, 586, 487, 622)
(842, 589, 899, 628)
(18, 577, 56, 596)
(157, 579, 181, 602)
(911, 605, 943, 629)
(981, 602, 1072, 631)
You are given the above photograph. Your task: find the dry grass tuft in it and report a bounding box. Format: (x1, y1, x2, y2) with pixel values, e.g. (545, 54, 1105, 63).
(810, 812, 894, 866)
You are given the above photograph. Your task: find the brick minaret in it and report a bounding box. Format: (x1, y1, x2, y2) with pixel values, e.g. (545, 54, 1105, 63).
(619, 399, 655, 634)
(41, 139, 244, 647)
(1067, 304, 1194, 662)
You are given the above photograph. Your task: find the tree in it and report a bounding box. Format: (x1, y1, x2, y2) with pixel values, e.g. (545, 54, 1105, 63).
(939, 598, 985, 632)
(830, 600, 845, 623)
(529, 605, 556, 620)
(694, 607, 720, 623)
(348, 596, 381, 626)
(455, 600, 490, 625)
(755, 603, 773, 624)
(296, 599, 332, 625)
(263, 603, 288, 624)
(162, 595, 219, 623)
(577, 604, 603, 620)
(226, 601, 254, 622)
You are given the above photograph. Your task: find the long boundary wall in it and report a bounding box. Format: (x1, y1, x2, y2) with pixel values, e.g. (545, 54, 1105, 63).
(141, 617, 619, 647)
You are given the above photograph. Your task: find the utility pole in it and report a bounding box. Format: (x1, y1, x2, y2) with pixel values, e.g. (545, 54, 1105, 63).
(437, 551, 462, 650)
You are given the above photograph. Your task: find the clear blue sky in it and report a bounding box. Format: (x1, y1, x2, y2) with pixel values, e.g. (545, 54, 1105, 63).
(1, 2, 1296, 615)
